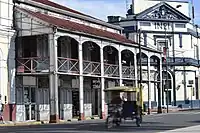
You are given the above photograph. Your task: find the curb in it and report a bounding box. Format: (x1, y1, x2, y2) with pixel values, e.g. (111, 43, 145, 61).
(0, 121, 42, 127)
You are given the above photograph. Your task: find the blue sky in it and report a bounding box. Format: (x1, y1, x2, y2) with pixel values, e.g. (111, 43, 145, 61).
(54, 0, 200, 24)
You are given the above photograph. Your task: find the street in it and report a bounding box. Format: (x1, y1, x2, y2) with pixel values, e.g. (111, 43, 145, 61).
(1, 111, 200, 133)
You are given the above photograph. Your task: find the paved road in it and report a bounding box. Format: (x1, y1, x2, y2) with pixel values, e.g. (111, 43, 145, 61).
(1, 111, 200, 133)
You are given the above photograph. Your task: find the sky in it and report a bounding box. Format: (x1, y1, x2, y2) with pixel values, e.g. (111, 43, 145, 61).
(54, 0, 200, 24)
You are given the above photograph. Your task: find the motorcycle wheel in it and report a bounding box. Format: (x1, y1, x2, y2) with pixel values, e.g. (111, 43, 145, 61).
(106, 116, 114, 129)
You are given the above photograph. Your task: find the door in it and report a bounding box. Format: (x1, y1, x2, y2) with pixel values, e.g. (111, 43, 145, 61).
(165, 90, 172, 105)
(93, 89, 99, 115)
(59, 88, 64, 120)
(24, 86, 36, 120)
(72, 90, 79, 117)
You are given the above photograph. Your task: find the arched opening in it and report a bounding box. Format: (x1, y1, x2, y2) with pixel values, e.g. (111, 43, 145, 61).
(162, 71, 173, 105)
(150, 55, 160, 107)
(82, 41, 100, 75)
(121, 49, 135, 86)
(57, 36, 79, 73)
(103, 46, 119, 77)
(136, 52, 148, 81)
(82, 41, 101, 117)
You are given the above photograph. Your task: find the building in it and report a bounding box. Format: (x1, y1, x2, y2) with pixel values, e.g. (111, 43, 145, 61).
(108, 0, 200, 109)
(7, 0, 163, 122)
(0, 0, 16, 120)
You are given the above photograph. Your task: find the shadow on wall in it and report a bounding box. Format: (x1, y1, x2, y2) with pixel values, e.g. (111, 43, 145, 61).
(5, 31, 17, 121)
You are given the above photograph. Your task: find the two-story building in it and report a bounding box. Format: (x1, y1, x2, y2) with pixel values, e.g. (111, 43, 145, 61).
(9, 0, 163, 122)
(108, 0, 200, 109)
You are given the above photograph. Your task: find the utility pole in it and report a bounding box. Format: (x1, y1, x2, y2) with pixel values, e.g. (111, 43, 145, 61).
(138, 29, 143, 115)
(139, 29, 142, 89)
(164, 27, 169, 113)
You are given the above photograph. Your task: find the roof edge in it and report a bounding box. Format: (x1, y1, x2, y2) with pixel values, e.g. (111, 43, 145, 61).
(57, 27, 161, 54)
(14, 0, 123, 30)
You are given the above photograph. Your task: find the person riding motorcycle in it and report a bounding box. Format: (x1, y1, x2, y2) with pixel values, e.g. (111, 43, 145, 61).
(110, 92, 127, 119)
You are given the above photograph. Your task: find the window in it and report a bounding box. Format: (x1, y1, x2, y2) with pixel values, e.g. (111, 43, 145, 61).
(125, 33, 129, 39)
(157, 40, 168, 52)
(140, 22, 151, 26)
(175, 23, 186, 28)
(194, 45, 199, 60)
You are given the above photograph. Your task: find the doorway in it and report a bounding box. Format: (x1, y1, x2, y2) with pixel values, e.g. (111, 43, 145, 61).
(72, 89, 80, 118)
(92, 88, 100, 116)
(23, 86, 36, 120)
(165, 90, 172, 105)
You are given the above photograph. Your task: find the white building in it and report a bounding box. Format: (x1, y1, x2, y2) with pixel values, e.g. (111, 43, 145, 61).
(11, 0, 162, 122)
(0, 0, 16, 120)
(108, 0, 200, 109)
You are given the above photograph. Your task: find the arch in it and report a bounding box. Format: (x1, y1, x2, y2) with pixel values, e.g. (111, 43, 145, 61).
(57, 36, 79, 59)
(103, 45, 118, 64)
(162, 71, 172, 80)
(121, 49, 135, 66)
(102, 44, 119, 51)
(82, 41, 100, 62)
(136, 52, 148, 59)
(56, 34, 80, 44)
(136, 52, 148, 65)
(82, 40, 101, 47)
(150, 55, 160, 67)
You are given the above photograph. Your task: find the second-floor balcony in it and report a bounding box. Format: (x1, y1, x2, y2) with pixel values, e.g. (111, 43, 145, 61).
(16, 57, 49, 73)
(16, 57, 136, 79)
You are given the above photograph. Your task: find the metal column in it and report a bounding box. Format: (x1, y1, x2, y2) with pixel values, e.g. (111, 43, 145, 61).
(134, 53, 138, 87)
(100, 46, 105, 119)
(78, 39, 84, 120)
(119, 49, 123, 86)
(147, 57, 151, 114)
(49, 33, 59, 123)
(158, 60, 162, 113)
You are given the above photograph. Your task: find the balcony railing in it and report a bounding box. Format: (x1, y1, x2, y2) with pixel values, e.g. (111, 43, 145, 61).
(17, 57, 49, 73)
(104, 63, 119, 77)
(57, 57, 79, 74)
(83, 60, 101, 75)
(122, 66, 135, 78)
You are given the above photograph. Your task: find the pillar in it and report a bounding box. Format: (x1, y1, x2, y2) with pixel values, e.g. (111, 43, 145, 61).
(100, 46, 105, 119)
(49, 34, 59, 123)
(157, 60, 162, 113)
(134, 53, 138, 87)
(147, 57, 151, 114)
(78, 39, 84, 120)
(119, 49, 123, 86)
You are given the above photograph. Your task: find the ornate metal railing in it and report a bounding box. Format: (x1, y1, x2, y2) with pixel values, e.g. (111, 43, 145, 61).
(57, 57, 79, 74)
(122, 66, 135, 78)
(104, 63, 119, 77)
(83, 60, 101, 75)
(16, 57, 49, 73)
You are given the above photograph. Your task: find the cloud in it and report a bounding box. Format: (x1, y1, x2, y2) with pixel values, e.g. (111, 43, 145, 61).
(54, 0, 127, 21)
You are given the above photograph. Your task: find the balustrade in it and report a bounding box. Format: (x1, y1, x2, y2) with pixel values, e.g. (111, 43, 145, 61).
(57, 57, 79, 73)
(83, 60, 101, 75)
(17, 57, 49, 73)
(104, 63, 119, 77)
(122, 66, 135, 78)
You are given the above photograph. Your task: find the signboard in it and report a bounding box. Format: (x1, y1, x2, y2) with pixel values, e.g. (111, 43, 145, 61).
(154, 22, 171, 30)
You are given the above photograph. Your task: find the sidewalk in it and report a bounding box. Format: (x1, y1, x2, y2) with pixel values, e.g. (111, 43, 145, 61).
(0, 120, 42, 126)
(159, 125, 200, 133)
(0, 119, 104, 127)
